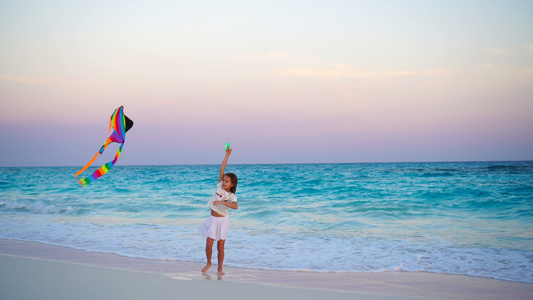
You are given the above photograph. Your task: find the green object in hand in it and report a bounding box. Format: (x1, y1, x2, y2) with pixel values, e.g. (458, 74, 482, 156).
(225, 143, 230, 150)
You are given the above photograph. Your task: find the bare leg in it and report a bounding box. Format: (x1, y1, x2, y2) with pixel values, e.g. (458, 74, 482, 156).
(217, 239, 226, 275)
(202, 238, 214, 273)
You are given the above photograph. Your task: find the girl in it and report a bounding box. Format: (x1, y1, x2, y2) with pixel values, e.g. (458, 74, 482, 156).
(199, 147, 238, 275)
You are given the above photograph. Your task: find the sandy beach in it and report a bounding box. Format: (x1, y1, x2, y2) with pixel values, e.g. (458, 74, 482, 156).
(1, 239, 532, 300)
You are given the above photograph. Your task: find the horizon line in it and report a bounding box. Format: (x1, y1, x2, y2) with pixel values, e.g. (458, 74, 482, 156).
(1, 159, 532, 168)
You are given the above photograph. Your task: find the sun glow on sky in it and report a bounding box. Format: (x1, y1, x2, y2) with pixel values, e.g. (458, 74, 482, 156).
(1, 0, 532, 166)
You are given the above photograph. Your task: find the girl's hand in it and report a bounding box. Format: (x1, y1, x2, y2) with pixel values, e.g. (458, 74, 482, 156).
(225, 148, 232, 156)
(213, 200, 226, 206)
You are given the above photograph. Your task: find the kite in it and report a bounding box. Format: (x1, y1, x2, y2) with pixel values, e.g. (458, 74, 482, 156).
(75, 106, 133, 186)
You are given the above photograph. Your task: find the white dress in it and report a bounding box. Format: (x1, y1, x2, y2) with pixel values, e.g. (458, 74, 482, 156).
(199, 182, 237, 241)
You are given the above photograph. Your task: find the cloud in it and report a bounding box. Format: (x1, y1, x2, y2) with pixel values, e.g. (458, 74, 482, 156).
(242, 52, 294, 60)
(232, 52, 296, 63)
(520, 67, 533, 78)
(485, 47, 509, 55)
(275, 64, 456, 79)
(0, 75, 86, 84)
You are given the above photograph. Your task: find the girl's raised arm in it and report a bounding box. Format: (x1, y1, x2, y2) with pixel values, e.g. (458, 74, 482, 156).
(219, 148, 232, 182)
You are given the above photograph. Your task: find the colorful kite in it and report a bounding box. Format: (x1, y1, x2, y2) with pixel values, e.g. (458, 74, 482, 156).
(75, 106, 133, 186)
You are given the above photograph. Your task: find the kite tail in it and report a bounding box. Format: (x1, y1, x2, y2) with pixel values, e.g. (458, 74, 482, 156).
(78, 143, 124, 187)
(74, 140, 112, 179)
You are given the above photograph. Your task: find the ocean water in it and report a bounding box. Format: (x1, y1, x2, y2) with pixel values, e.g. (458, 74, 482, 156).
(1, 162, 532, 283)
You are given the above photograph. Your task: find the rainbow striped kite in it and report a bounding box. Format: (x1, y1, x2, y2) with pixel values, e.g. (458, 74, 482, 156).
(75, 106, 133, 186)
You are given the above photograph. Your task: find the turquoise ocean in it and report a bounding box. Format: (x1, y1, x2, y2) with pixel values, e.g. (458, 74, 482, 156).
(1, 161, 532, 282)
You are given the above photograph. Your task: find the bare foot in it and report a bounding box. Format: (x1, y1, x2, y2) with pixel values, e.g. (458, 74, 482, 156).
(217, 269, 225, 276)
(202, 263, 211, 273)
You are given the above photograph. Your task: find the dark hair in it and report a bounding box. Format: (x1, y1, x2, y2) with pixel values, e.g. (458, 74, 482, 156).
(225, 172, 238, 194)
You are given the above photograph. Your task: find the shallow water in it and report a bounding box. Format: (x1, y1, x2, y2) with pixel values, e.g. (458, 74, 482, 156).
(1, 161, 532, 282)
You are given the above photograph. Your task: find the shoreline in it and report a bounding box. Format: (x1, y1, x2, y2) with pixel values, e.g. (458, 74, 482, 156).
(1, 239, 532, 299)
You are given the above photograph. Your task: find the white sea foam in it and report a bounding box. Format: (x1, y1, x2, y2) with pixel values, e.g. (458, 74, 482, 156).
(0, 200, 75, 215)
(1, 214, 532, 283)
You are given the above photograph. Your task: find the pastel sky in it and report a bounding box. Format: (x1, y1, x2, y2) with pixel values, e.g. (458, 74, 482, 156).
(1, 0, 532, 166)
